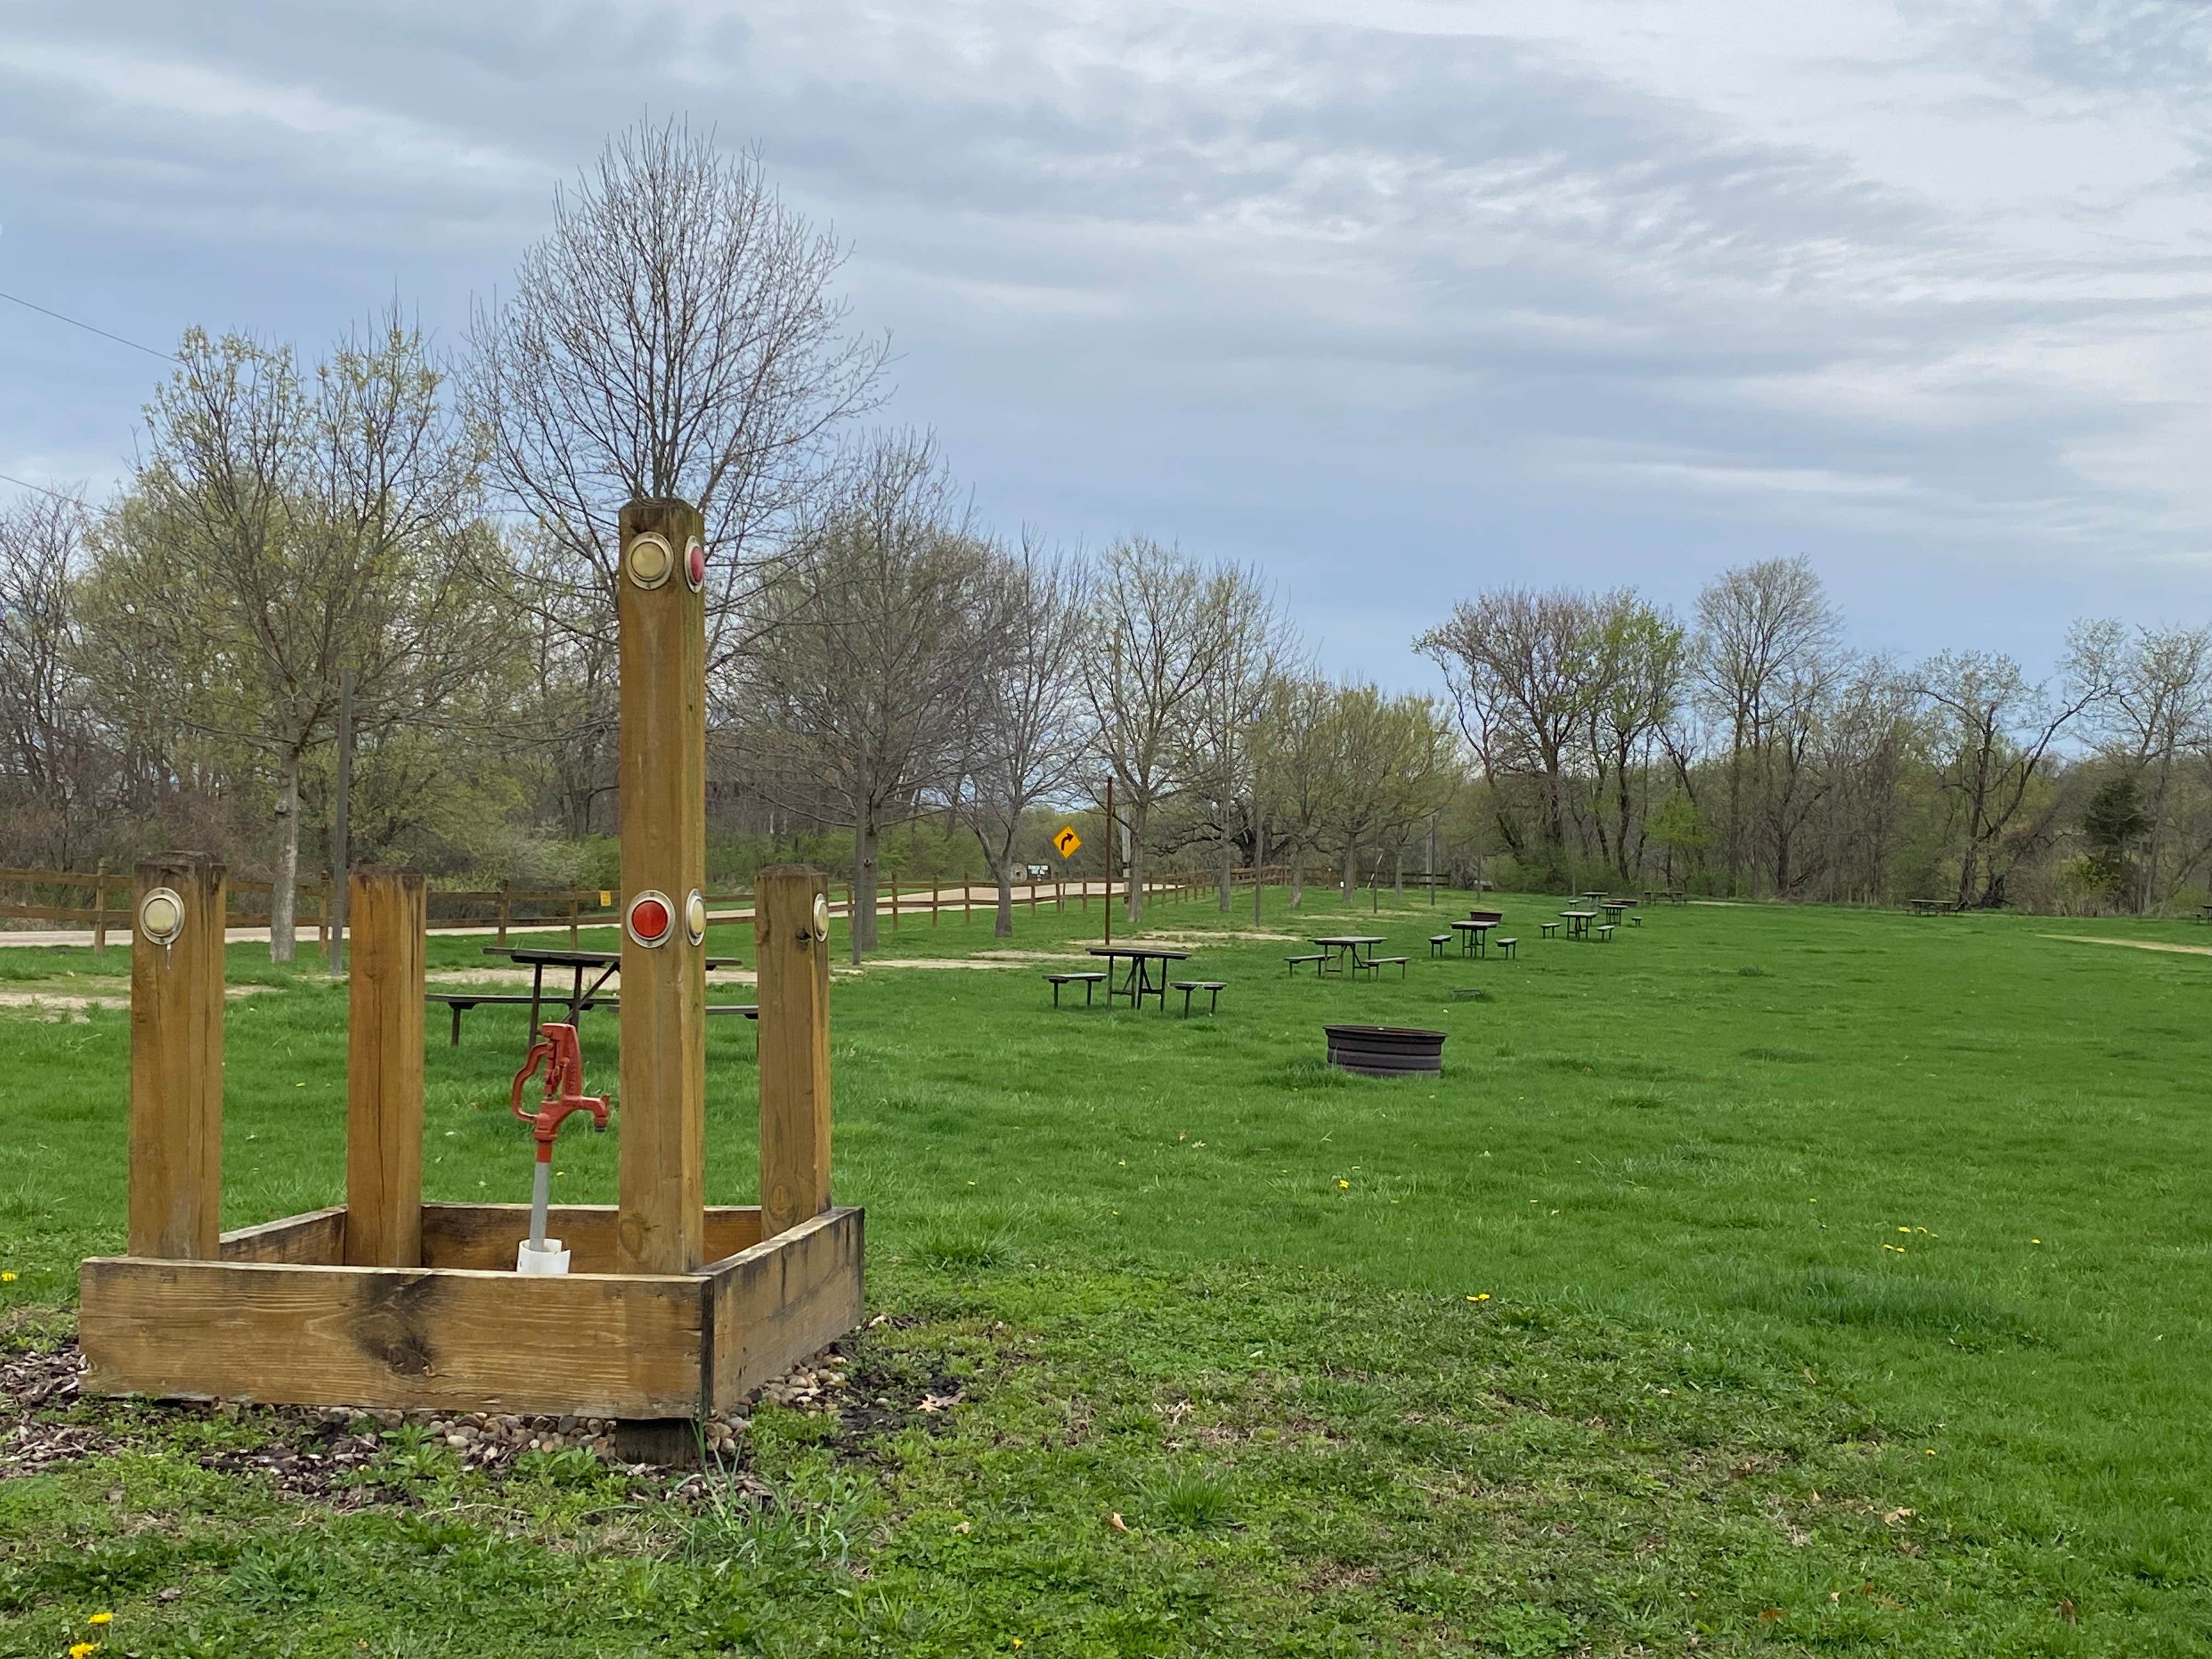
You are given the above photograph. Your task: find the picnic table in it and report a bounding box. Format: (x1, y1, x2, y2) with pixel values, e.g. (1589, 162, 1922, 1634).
(1087, 944, 1190, 1009)
(1581, 891, 1609, 904)
(1559, 909, 1598, 940)
(1310, 935, 1387, 976)
(1449, 918, 1497, 957)
(1600, 900, 1634, 921)
(1905, 898, 1950, 916)
(481, 945, 745, 1032)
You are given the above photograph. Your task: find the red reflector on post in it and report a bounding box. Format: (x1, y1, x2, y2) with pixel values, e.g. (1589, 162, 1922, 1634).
(685, 539, 706, 592)
(627, 891, 673, 946)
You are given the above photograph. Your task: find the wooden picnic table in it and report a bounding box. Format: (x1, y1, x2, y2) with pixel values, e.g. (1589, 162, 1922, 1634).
(1310, 935, 1387, 976)
(1905, 898, 1950, 916)
(481, 945, 745, 1036)
(1559, 910, 1598, 940)
(1600, 900, 1634, 918)
(1087, 944, 1190, 1009)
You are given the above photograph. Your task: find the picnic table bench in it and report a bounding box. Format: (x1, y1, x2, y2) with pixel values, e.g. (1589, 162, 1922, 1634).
(1171, 979, 1226, 1015)
(1043, 970, 1108, 1007)
(1350, 953, 1408, 981)
(425, 991, 756, 1047)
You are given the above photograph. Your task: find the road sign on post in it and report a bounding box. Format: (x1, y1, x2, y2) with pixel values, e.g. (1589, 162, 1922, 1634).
(1053, 826, 1081, 859)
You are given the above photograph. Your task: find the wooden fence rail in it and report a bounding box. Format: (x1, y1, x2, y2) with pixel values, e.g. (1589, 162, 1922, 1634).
(1, 862, 1381, 951)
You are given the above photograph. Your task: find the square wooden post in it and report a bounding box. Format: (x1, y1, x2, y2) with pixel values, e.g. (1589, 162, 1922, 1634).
(755, 865, 832, 1240)
(127, 854, 225, 1260)
(345, 868, 425, 1268)
(615, 498, 708, 1276)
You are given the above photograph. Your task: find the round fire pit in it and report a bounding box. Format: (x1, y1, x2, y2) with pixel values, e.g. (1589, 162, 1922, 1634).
(1325, 1024, 1446, 1079)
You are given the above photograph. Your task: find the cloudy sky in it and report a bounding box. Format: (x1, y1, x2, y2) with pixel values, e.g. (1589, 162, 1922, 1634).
(3, 1, 2208, 685)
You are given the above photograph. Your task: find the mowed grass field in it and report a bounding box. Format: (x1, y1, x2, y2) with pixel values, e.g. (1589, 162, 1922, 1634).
(1, 886, 2208, 1656)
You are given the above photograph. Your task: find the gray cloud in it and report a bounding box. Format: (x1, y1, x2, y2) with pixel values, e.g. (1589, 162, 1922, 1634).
(3, 1, 2207, 679)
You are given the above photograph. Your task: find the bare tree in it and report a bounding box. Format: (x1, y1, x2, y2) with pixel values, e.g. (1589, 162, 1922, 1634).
(1914, 637, 2110, 909)
(2074, 620, 2212, 909)
(733, 432, 998, 961)
(0, 489, 96, 860)
(466, 119, 888, 669)
(1179, 568, 1301, 911)
(1693, 556, 1840, 894)
(960, 537, 1090, 936)
(1317, 683, 1454, 901)
(92, 315, 503, 960)
(1081, 538, 1239, 927)
(1418, 589, 1599, 884)
(1251, 673, 1335, 909)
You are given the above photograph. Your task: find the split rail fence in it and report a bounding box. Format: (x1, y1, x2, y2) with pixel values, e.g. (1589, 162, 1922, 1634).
(0, 860, 1376, 951)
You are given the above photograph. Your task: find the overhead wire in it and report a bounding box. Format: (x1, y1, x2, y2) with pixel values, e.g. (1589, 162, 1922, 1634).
(0, 286, 178, 362)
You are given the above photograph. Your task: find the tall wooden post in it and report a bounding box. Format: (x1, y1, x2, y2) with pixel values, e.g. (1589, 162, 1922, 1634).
(615, 499, 708, 1276)
(755, 865, 832, 1240)
(344, 868, 425, 1268)
(127, 854, 225, 1260)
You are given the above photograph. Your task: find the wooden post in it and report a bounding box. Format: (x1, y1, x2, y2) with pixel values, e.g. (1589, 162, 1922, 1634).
(615, 499, 707, 1276)
(497, 878, 511, 947)
(931, 881, 939, 927)
(754, 865, 832, 1240)
(92, 859, 109, 955)
(127, 854, 225, 1261)
(344, 869, 424, 1268)
(568, 894, 580, 949)
(890, 882, 900, 931)
(314, 882, 329, 960)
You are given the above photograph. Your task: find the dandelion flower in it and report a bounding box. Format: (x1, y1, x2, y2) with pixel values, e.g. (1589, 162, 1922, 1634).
(1897, 1227, 1911, 1234)
(1338, 1180, 1350, 1189)
(88, 1613, 112, 1626)
(1466, 1293, 1491, 1303)
(0, 1272, 15, 1283)
(69, 1644, 98, 1658)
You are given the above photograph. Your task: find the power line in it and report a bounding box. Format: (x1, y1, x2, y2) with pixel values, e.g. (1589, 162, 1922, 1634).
(0, 470, 87, 507)
(0, 287, 177, 362)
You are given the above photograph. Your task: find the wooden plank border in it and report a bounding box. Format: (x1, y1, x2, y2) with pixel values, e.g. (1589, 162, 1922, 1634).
(704, 1206, 865, 1413)
(80, 1256, 706, 1418)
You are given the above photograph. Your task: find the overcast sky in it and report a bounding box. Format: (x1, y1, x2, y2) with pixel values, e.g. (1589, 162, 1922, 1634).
(4, 1, 2208, 686)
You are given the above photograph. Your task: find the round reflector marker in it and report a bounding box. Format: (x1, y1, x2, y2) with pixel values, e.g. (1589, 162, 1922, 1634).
(686, 890, 707, 944)
(811, 892, 830, 941)
(139, 887, 184, 946)
(627, 890, 674, 947)
(685, 538, 706, 592)
(627, 533, 674, 590)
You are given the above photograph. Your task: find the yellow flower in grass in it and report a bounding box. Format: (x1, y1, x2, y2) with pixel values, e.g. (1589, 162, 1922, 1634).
(69, 1643, 99, 1658)
(88, 1613, 112, 1626)
(1337, 1180, 1350, 1189)
(1466, 1293, 1491, 1303)
(0, 1271, 15, 1283)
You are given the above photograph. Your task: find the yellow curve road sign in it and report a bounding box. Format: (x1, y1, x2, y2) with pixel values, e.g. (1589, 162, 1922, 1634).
(1053, 826, 1081, 859)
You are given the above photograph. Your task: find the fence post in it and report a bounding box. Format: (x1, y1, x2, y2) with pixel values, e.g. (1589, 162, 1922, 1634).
(344, 868, 425, 1268)
(127, 854, 225, 1260)
(314, 882, 329, 960)
(1056, 879, 1064, 913)
(891, 882, 900, 932)
(932, 880, 940, 927)
(92, 859, 109, 955)
(568, 894, 580, 949)
(755, 865, 832, 1240)
(496, 878, 511, 947)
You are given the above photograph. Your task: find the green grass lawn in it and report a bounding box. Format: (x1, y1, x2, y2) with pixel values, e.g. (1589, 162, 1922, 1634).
(2, 888, 2209, 1656)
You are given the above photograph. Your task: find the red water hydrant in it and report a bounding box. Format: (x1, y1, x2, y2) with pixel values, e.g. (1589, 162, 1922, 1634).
(508, 1023, 610, 1269)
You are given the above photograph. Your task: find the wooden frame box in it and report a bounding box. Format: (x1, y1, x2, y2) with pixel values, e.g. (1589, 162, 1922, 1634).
(78, 501, 863, 1427)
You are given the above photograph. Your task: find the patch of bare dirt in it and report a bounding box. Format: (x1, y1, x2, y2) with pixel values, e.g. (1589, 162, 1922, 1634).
(2041, 934, 2212, 958)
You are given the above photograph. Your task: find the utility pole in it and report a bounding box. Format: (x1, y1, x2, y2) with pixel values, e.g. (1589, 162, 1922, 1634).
(1103, 774, 1114, 948)
(328, 667, 355, 977)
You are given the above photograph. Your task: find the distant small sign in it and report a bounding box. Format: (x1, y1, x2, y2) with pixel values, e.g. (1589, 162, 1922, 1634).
(599, 890, 613, 907)
(1052, 826, 1081, 859)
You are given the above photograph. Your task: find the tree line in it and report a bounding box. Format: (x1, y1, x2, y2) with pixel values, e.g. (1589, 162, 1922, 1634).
(4, 121, 2202, 959)
(1419, 561, 2210, 912)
